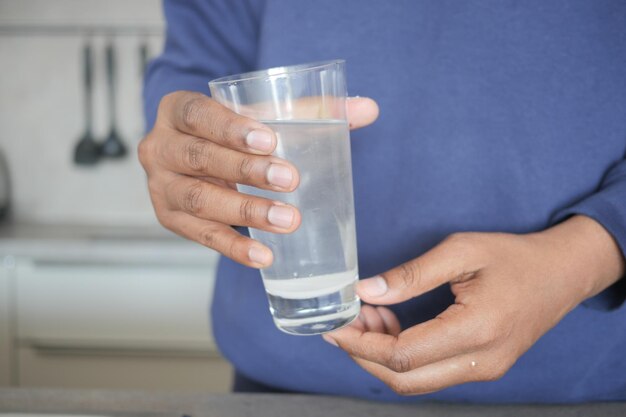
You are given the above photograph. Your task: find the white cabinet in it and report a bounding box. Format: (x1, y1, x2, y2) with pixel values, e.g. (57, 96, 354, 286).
(16, 259, 216, 348)
(10, 251, 232, 391)
(0, 226, 233, 392)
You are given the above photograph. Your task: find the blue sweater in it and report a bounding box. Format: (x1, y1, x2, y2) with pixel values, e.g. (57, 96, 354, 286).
(145, 0, 626, 403)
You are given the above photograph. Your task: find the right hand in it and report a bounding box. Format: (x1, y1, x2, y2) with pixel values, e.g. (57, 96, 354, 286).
(139, 91, 378, 268)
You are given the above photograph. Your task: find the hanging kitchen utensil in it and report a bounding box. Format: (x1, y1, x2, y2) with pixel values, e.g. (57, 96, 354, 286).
(100, 41, 127, 158)
(0, 146, 10, 221)
(139, 40, 150, 78)
(73, 42, 100, 165)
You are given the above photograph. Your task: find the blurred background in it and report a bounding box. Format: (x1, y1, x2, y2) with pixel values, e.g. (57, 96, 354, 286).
(0, 0, 231, 391)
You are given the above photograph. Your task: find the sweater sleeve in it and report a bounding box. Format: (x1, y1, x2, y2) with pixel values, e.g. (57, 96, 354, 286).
(551, 156, 626, 310)
(143, 0, 264, 131)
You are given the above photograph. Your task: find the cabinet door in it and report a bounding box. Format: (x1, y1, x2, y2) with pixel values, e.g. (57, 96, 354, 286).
(16, 257, 218, 350)
(14, 256, 233, 391)
(17, 347, 233, 391)
(0, 256, 15, 386)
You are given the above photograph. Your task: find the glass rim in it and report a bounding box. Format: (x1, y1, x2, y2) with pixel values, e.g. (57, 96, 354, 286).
(208, 59, 345, 87)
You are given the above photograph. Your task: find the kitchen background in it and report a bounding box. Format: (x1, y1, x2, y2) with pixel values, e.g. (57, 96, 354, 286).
(0, 0, 231, 391)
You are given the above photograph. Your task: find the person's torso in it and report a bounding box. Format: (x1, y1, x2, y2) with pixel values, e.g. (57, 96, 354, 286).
(212, 0, 626, 402)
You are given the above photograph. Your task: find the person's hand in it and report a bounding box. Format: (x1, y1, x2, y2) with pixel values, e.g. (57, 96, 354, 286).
(323, 215, 625, 395)
(139, 92, 378, 267)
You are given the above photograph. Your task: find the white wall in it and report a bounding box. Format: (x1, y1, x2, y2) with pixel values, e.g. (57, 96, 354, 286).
(0, 0, 165, 226)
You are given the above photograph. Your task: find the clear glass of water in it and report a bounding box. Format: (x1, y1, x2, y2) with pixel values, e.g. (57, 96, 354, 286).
(209, 60, 360, 335)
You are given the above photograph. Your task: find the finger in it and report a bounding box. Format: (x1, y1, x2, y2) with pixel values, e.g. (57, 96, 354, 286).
(165, 176, 301, 233)
(160, 132, 299, 191)
(160, 91, 277, 154)
(349, 314, 366, 332)
(376, 306, 402, 336)
(212, 95, 379, 130)
(356, 234, 485, 305)
(358, 305, 402, 335)
(325, 304, 487, 373)
(360, 304, 386, 333)
(351, 351, 494, 396)
(163, 210, 273, 268)
(346, 97, 379, 130)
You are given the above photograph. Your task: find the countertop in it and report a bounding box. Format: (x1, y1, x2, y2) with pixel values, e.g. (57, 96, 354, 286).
(0, 388, 625, 417)
(0, 223, 217, 266)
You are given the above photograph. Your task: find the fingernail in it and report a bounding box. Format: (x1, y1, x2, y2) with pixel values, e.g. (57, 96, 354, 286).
(322, 334, 338, 347)
(267, 164, 293, 188)
(248, 246, 271, 265)
(358, 275, 388, 297)
(246, 130, 274, 152)
(268, 205, 295, 229)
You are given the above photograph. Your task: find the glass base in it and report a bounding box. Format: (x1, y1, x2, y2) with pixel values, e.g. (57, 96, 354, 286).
(272, 298, 360, 336)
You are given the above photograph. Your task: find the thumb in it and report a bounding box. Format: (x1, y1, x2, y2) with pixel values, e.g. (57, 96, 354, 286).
(347, 97, 379, 130)
(357, 234, 480, 305)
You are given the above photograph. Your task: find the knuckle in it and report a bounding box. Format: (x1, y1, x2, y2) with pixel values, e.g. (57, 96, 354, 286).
(184, 138, 211, 171)
(396, 261, 421, 290)
(156, 212, 175, 231)
(146, 177, 159, 196)
(388, 344, 414, 373)
(388, 377, 414, 396)
(158, 92, 176, 114)
(444, 232, 488, 264)
(181, 94, 208, 131)
(156, 216, 169, 230)
(137, 136, 154, 167)
(226, 235, 249, 261)
(152, 205, 168, 226)
(472, 319, 499, 348)
(239, 198, 258, 224)
(482, 353, 516, 382)
(236, 156, 256, 182)
(182, 181, 208, 215)
(218, 113, 241, 145)
(198, 226, 218, 249)
(444, 232, 475, 249)
(481, 363, 509, 382)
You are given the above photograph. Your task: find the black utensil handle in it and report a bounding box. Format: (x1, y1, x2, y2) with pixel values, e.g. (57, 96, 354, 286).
(83, 43, 93, 134)
(106, 42, 117, 129)
(139, 42, 150, 77)
(84, 44, 92, 90)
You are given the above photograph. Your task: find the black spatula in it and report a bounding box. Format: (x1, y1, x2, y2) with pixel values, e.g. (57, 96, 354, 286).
(100, 41, 127, 158)
(73, 43, 99, 165)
